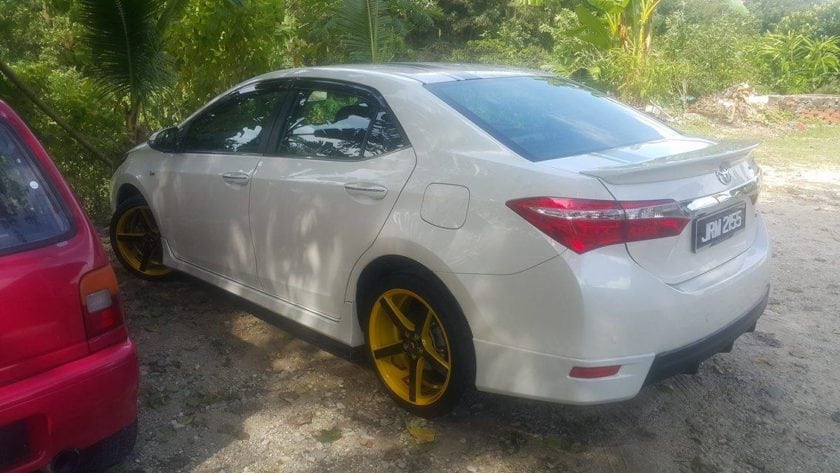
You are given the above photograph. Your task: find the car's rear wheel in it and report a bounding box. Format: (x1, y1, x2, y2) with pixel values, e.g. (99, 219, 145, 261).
(363, 272, 473, 417)
(110, 196, 173, 280)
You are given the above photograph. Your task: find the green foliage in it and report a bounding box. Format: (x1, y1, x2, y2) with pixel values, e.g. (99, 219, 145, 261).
(432, 0, 510, 45)
(447, 4, 578, 69)
(323, 0, 440, 63)
(164, 0, 286, 117)
(76, 0, 175, 142)
(776, 0, 840, 38)
(589, 48, 690, 103)
(754, 32, 840, 93)
(659, 10, 760, 97)
(3, 0, 840, 221)
(572, 3, 617, 50)
(2, 65, 123, 220)
(331, 0, 401, 62)
(659, 0, 749, 24)
(744, 0, 821, 31)
(448, 38, 553, 68)
(566, 0, 667, 101)
(0, 1, 125, 219)
(77, 0, 170, 103)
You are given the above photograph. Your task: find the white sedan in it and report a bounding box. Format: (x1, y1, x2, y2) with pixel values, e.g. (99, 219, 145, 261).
(110, 64, 770, 417)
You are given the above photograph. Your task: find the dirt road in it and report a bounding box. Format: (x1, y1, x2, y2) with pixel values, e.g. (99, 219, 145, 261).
(110, 158, 840, 473)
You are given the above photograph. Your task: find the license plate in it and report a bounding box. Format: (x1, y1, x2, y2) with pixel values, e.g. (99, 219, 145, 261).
(693, 203, 746, 252)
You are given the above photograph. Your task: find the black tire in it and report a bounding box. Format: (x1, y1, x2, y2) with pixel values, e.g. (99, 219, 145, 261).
(109, 195, 174, 281)
(360, 271, 475, 418)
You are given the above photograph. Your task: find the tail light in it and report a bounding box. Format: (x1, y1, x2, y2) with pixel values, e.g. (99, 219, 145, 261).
(506, 197, 690, 254)
(80, 265, 126, 351)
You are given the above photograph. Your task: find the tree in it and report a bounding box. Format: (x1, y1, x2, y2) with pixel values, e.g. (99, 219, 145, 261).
(163, 0, 286, 116)
(77, 0, 173, 142)
(777, 0, 840, 38)
(328, 0, 438, 62)
(0, 59, 111, 167)
(743, 0, 821, 31)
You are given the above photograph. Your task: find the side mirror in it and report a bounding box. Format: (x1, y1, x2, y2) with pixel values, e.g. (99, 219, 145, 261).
(149, 126, 179, 152)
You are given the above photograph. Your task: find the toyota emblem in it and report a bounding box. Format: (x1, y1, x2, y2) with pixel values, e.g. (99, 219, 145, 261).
(715, 167, 732, 185)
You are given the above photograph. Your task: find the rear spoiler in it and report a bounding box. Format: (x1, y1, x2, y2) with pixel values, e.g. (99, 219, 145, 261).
(582, 140, 759, 185)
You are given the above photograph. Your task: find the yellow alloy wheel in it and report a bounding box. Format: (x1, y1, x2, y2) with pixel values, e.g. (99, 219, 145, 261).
(368, 288, 452, 406)
(113, 205, 171, 277)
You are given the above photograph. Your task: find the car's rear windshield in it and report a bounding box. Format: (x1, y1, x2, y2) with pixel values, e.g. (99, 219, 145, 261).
(426, 76, 674, 162)
(0, 123, 72, 256)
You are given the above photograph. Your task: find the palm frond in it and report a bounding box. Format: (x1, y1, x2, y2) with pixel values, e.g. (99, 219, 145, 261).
(333, 0, 398, 62)
(78, 0, 171, 101)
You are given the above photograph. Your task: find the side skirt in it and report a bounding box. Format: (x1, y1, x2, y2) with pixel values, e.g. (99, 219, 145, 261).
(161, 240, 365, 349)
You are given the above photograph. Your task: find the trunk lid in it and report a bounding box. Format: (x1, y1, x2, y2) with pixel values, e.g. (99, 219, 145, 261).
(539, 138, 762, 283)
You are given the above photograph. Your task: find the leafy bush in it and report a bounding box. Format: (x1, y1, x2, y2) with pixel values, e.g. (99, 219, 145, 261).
(744, 0, 822, 31)
(0, 64, 123, 220)
(448, 39, 553, 69)
(658, 11, 761, 97)
(164, 0, 288, 117)
(776, 0, 840, 38)
(445, 4, 576, 70)
(754, 32, 840, 93)
(588, 48, 691, 104)
(4, 0, 840, 224)
(0, 1, 126, 220)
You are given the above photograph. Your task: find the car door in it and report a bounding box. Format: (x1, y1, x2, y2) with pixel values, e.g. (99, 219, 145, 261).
(250, 80, 416, 319)
(156, 81, 287, 286)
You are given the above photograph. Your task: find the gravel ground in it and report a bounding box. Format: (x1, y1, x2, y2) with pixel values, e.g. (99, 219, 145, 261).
(106, 156, 840, 473)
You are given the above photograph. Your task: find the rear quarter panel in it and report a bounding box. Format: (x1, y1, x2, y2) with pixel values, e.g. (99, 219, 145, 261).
(344, 83, 615, 345)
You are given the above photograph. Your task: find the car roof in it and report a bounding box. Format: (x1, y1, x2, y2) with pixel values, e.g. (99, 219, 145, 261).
(257, 63, 544, 84)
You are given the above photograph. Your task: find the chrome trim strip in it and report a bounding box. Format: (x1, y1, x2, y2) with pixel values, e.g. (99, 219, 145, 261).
(680, 170, 761, 217)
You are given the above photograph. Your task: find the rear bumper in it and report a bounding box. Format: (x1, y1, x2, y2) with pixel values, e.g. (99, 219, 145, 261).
(437, 215, 771, 404)
(0, 340, 139, 473)
(645, 289, 767, 385)
(470, 288, 768, 405)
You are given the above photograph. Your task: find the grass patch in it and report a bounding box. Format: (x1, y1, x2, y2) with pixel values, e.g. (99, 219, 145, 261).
(752, 126, 840, 168)
(679, 121, 840, 169)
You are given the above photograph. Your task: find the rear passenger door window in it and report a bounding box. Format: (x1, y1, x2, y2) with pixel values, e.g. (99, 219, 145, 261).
(277, 86, 406, 160)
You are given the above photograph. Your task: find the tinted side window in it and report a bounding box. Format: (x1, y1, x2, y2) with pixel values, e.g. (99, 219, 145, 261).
(279, 89, 373, 160)
(182, 88, 284, 153)
(0, 124, 71, 255)
(364, 110, 406, 158)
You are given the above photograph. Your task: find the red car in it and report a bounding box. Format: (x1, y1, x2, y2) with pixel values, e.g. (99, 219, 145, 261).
(0, 101, 138, 472)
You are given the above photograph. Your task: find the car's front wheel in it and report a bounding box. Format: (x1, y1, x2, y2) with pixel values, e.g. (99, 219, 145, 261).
(363, 272, 474, 417)
(110, 196, 173, 280)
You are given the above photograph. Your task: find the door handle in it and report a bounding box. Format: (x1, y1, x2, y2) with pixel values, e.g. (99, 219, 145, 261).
(344, 183, 388, 200)
(221, 171, 250, 184)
